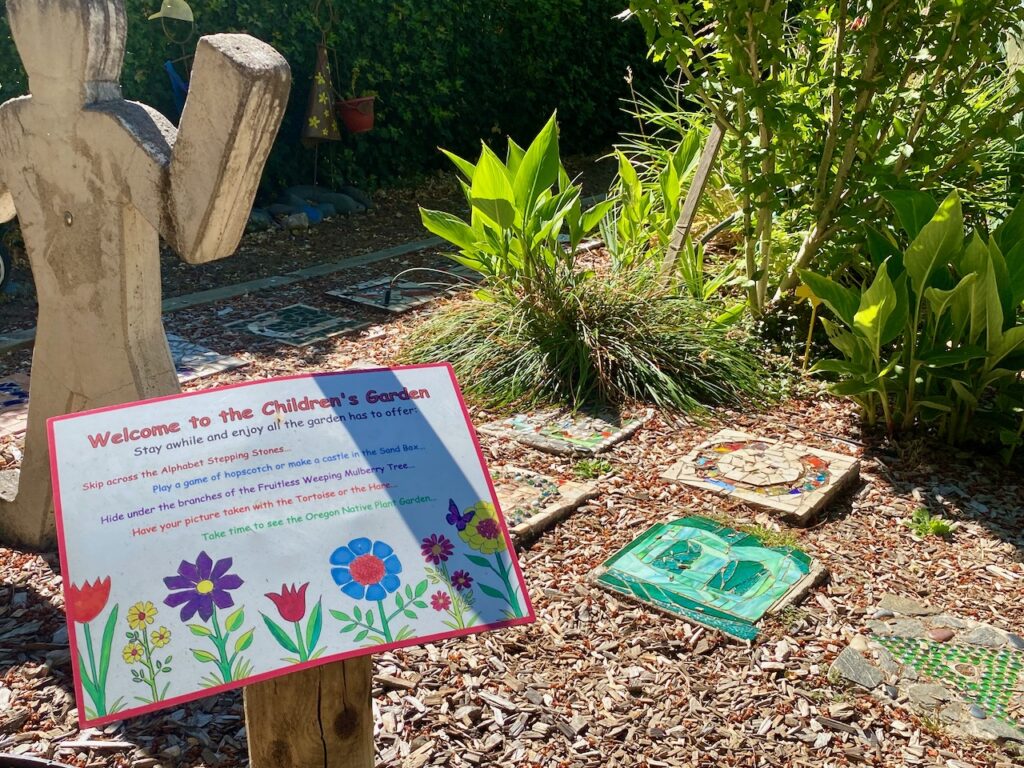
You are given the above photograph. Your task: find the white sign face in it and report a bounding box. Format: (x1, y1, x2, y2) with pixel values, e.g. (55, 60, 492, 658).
(49, 364, 534, 727)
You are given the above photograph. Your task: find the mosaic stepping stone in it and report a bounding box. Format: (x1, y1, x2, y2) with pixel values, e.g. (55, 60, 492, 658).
(167, 334, 249, 383)
(491, 466, 599, 540)
(326, 277, 449, 314)
(833, 604, 1024, 748)
(480, 409, 653, 456)
(661, 429, 860, 525)
(225, 304, 368, 348)
(592, 516, 824, 642)
(0, 374, 29, 439)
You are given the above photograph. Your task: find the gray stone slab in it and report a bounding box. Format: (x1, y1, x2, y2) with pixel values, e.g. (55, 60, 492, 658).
(878, 594, 940, 616)
(830, 647, 884, 690)
(0, 470, 19, 502)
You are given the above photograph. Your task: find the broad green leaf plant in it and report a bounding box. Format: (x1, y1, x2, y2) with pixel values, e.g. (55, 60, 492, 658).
(801, 191, 1024, 447)
(420, 112, 613, 299)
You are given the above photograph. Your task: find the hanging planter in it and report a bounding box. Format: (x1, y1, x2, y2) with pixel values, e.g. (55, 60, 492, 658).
(335, 95, 376, 134)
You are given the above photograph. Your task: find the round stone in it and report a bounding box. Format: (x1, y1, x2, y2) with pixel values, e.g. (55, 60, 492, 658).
(927, 627, 956, 643)
(968, 704, 987, 720)
(1007, 633, 1024, 651)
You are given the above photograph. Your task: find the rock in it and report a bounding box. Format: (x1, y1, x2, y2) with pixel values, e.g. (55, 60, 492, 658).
(907, 683, 953, 709)
(0, 470, 20, 502)
(968, 704, 987, 719)
(871, 609, 896, 620)
(830, 647, 884, 690)
(928, 614, 969, 630)
(927, 627, 955, 643)
(869, 618, 926, 638)
(878, 594, 939, 616)
(51, 625, 68, 644)
(341, 185, 373, 209)
(246, 207, 274, 231)
(880, 684, 899, 700)
(1008, 633, 1024, 651)
(873, 646, 902, 675)
(283, 212, 309, 231)
(849, 635, 869, 652)
(961, 626, 1008, 649)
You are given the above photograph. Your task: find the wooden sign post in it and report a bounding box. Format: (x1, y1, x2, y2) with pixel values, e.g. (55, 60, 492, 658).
(661, 122, 726, 275)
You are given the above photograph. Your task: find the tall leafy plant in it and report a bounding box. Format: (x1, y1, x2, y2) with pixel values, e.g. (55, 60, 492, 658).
(802, 191, 1024, 445)
(626, 0, 1024, 315)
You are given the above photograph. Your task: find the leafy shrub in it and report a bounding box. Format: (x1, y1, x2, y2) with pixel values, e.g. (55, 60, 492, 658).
(0, 1, 655, 187)
(802, 191, 1024, 445)
(626, 0, 1024, 315)
(410, 115, 766, 411)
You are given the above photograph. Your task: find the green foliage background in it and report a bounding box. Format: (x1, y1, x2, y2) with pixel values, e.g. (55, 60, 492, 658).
(0, 1, 653, 189)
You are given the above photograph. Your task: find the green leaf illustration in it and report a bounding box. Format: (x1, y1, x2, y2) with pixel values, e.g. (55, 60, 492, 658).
(465, 554, 491, 569)
(262, 614, 299, 654)
(191, 649, 218, 664)
(188, 624, 213, 637)
(478, 583, 506, 601)
(224, 607, 245, 633)
(354, 629, 369, 643)
(306, 600, 323, 652)
(414, 580, 429, 598)
(98, 604, 119, 687)
(235, 629, 255, 653)
(329, 609, 351, 623)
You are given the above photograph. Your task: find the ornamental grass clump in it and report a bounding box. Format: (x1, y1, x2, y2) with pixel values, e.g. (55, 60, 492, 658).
(411, 113, 766, 411)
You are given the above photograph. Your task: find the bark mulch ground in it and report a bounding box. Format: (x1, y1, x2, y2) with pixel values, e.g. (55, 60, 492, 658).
(1, 265, 1022, 767)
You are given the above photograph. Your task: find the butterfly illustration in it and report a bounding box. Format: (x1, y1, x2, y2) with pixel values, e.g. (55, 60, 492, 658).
(446, 499, 475, 531)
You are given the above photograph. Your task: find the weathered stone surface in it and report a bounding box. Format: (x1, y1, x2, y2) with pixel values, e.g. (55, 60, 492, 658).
(0, 0, 290, 548)
(872, 645, 902, 675)
(1008, 633, 1024, 651)
(961, 626, 1008, 649)
(0, 470, 18, 503)
(927, 627, 956, 643)
(849, 635, 869, 652)
(907, 683, 953, 709)
(830, 647, 883, 690)
(968, 704, 987, 720)
(868, 618, 927, 638)
(877, 594, 940, 616)
(928, 614, 970, 630)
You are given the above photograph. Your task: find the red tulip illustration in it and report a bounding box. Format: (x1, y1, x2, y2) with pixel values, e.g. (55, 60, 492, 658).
(67, 576, 111, 624)
(261, 582, 323, 664)
(266, 583, 309, 623)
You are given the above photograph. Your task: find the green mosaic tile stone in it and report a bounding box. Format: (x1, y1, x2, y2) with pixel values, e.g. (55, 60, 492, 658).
(876, 636, 1023, 729)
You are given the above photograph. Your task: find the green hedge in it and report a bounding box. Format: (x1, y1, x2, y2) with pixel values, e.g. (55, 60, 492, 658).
(0, 1, 654, 189)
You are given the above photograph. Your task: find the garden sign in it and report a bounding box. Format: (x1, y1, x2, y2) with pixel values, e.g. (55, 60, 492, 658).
(48, 364, 534, 726)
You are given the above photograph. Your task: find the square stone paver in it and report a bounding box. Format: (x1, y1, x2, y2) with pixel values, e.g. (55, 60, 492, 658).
(479, 409, 653, 456)
(592, 516, 825, 642)
(661, 429, 860, 525)
(326, 277, 449, 314)
(224, 304, 368, 347)
(168, 333, 249, 383)
(491, 466, 599, 540)
(0, 374, 30, 439)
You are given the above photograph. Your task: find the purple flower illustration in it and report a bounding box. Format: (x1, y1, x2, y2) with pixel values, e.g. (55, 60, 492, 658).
(421, 534, 454, 565)
(163, 551, 244, 622)
(451, 570, 473, 592)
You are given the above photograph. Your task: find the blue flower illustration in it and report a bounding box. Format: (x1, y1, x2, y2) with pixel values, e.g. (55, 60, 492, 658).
(330, 538, 402, 601)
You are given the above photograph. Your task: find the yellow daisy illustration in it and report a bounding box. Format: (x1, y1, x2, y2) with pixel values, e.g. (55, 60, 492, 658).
(127, 601, 157, 630)
(122, 642, 144, 664)
(309, 115, 321, 129)
(458, 501, 507, 555)
(150, 626, 172, 648)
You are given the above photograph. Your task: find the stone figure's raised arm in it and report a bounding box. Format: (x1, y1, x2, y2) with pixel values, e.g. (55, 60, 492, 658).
(163, 34, 290, 264)
(0, 111, 15, 225)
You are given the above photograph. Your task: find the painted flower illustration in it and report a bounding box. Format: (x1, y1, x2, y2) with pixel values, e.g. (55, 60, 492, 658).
(262, 583, 324, 664)
(421, 534, 454, 565)
(451, 570, 473, 592)
(151, 627, 171, 648)
(329, 539, 429, 645)
(449, 500, 523, 619)
(163, 551, 244, 622)
(127, 601, 157, 630)
(67, 577, 111, 624)
(164, 553, 252, 688)
(266, 583, 309, 623)
(430, 591, 452, 612)
(122, 642, 144, 664)
(330, 538, 402, 601)
(457, 502, 506, 555)
(67, 576, 123, 719)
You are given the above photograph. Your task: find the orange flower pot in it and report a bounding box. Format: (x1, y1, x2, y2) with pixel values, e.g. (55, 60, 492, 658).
(336, 96, 376, 134)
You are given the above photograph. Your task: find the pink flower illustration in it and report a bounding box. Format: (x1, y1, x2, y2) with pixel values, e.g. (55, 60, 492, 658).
(430, 591, 452, 612)
(421, 534, 454, 565)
